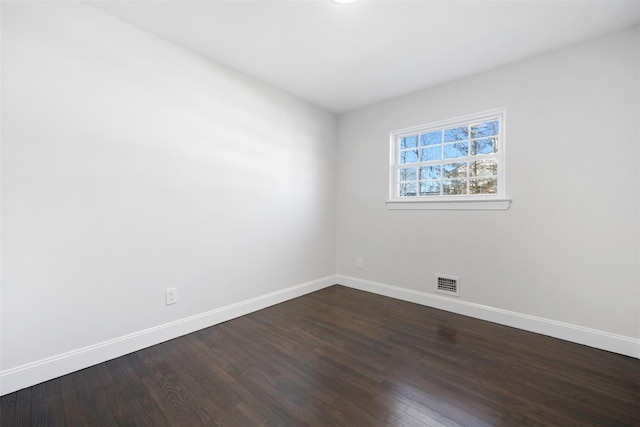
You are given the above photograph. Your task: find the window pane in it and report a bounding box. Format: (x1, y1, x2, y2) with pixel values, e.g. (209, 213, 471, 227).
(399, 167, 417, 181)
(443, 126, 468, 142)
(393, 111, 504, 200)
(443, 162, 467, 178)
(443, 179, 467, 195)
(400, 149, 419, 164)
(421, 146, 441, 161)
(400, 182, 417, 197)
(470, 177, 497, 194)
(444, 142, 468, 159)
(420, 165, 440, 180)
(420, 131, 442, 146)
(471, 120, 499, 138)
(470, 160, 497, 177)
(400, 135, 418, 149)
(419, 181, 440, 196)
(472, 137, 497, 155)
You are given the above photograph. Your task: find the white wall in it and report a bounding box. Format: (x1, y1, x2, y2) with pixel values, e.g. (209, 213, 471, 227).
(336, 27, 639, 348)
(1, 1, 336, 393)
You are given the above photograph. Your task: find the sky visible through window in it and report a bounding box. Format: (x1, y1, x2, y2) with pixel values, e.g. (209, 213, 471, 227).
(397, 118, 500, 197)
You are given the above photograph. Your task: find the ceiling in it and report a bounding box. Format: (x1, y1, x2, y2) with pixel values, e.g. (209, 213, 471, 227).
(89, 0, 640, 113)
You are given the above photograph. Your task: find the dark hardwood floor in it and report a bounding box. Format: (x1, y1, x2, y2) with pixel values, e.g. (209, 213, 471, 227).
(1, 285, 639, 426)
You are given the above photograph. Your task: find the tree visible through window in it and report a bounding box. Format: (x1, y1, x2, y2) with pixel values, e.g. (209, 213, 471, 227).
(391, 110, 505, 200)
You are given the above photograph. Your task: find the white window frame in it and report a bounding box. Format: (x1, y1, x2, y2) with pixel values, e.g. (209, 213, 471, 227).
(387, 108, 510, 210)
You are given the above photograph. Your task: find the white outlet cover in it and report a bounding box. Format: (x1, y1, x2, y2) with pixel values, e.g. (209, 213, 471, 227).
(166, 288, 177, 305)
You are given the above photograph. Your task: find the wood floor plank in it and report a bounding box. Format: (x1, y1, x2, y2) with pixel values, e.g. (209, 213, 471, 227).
(1, 285, 638, 426)
(69, 369, 101, 426)
(43, 379, 66, 426)
(29, 383, 48, 427)
(0, 390, 18, 427)
(185, 331, 291, 425)
(58, 374, 89, 426)
(244, 313, 434, 427)
(214, 324, 347, 426)
(170, 340, 264, 427)
(93, 362, 136, 426)
(106, 355, 169, 427)
(128, 348, 208, 426)
(14, 387, 32, 426)
(247, 310, 408, 402)
(82, 364, 120, 426)
(218, 317, 381, 426)
(163, 336, 269, 426)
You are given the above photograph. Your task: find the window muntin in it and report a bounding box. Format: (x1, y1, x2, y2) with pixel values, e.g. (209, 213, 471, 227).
(392, 110, 505, 201)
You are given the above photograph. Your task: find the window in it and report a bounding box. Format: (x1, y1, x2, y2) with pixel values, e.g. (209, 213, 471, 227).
(388, 109, 509, 210)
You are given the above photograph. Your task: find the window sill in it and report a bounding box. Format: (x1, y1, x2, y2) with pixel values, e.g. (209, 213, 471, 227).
(386, 198, 511, 210)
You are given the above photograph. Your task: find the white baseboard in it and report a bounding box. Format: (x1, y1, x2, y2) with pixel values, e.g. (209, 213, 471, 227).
(3, 274, 636, 396)
(0, 276, 336, 396)
(336, 275, 640, 359)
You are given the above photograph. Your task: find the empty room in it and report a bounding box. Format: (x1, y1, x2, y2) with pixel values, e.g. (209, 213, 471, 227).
(1, 0, 639, 425)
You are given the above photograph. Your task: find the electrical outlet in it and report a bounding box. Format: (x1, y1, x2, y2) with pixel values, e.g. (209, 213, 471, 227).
(356, 257, 364, 269)
(166, 288, 177, 305)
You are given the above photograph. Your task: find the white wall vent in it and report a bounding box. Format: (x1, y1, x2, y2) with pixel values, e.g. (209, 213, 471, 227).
(435, 274, 460, 297)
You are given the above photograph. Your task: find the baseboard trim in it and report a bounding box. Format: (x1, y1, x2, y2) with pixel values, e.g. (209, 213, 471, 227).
(336, 275, 639, 359)
(0, 275, 336, 396)
(4, 274, 636, 396)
